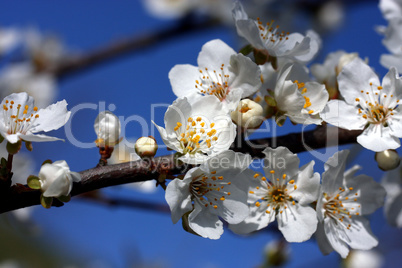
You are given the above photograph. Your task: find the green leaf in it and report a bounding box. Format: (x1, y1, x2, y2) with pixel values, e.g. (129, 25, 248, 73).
(264, 95, 277, 107)
(40, 194, 53, 209)
(57, 195, 71, 203)
(275, 112, 287, 127)
(25, 141, 33, 151)
(239, 44, 253, 55)
(6, 140, 22, 155)
(27, 175, 41, 190)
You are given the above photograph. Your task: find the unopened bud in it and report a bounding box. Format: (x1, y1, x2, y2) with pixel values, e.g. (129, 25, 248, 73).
(231, 99, 264, 129)
(94, 111, 121, 147)
(375, 149, 400, 171)
(135, 136, 158, 158)
(336, 53, 359, 75)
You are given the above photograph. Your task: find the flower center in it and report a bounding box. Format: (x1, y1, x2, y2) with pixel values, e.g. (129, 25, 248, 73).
(294, 80, 314, 114)
(2, 99, 39, 135)
(195, 66, 230, 101)
(190, 172, 231, 210)
(257, 18, 289, 48)
(355, 82, 400, 125)
(173, 116, 218, 155)
(322, 186, 361, 230)
(250, 171, 297, 215)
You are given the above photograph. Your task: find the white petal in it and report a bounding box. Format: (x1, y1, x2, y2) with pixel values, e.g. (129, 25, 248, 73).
(152, 121, 181, 152)
(229, 203, 275, 234)
(163, 97, 191, 134)
(357, 124, 400, 152)
(262, 147, 300, 181)
(345, 174, 386, 215)
(338, 58, 380, 105)
(322, 150, 349, 194)
(228, 53, 261, 98)
(277, 204, 318, 242)
(290, 161, 320, 205)
(344, 217, 378, 251)
(381, 67, 402, 98)
(30, 100, 70, 133)
(315, 221, 335, 256)
(380, 54, 402, 72)
(197, 39, 236, 70)
(324, 217, 350, 258)
(321, 100, 366, 130)
(213, 186, 249, 224)
(19, 133, 63, 142)
(385, 193, 402, 227)
(169, 64, 200, 98)
(303, 82, 329, 114)
(188, 205, 223, 240)
(165, 175, 193, 224)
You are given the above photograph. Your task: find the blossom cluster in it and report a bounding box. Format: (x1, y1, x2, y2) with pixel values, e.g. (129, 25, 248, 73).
(151, 1, 401, 259)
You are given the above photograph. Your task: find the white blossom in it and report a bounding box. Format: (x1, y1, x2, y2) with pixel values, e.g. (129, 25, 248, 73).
(230, 147, 320, 243)
(315, 150, 386, 258)
(321, 58, 402, 152)
(381, 162, 402, 228)
(379, 0, 402, 21)
(0, 92, 70, 144)
(378, 19, 402, 72)
(94, 111, 121, 147)
(0, 63, 57, 109)
(0, 28, 21, 56)
(232, 1, 321, 63)
(274, 64, 328, 125)
(39, 160, 81, 198)
(231, 99, 264, 129)
(153, 96, 236, 164)
(165, 150, 251, 239)
(169, 39, 261, 111)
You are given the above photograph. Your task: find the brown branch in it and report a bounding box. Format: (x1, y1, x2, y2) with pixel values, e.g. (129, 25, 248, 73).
(0, 125, 361, 214)
(51, 18, 220, 79)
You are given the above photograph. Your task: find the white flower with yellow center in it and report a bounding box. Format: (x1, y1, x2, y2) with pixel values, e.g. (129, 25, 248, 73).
(0, 92, 70, 144)
(153, 96, 236, 164)
(315, 150, 386, 258)
(321, 58, 402, 152)
(169, 39, 261, 111)
(275, 64, 328, 125)
(230, 147, 320, 243)
(232, 1, 321, 63)
(166, 150, 251, 239)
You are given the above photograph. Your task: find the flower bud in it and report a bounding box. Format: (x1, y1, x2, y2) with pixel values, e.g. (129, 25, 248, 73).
(39, 160, 81, 198)
(375, 149, 400, 171)
(231, 99, 264, 129)
(336, 53, 359, 75)
(94, 111, 121, 147)
(135, 136, 158, 158)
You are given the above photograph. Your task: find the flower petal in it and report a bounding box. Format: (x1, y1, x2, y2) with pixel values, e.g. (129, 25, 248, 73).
(229, 203, 275, 234)
(321, 100, 366, 130)
(357, 124, 400, 152)
(228, 53, 261, 98)
(169, 64, 200, 98)
(30, 100, 70, 133)
(338, 58, 380, 105)
(165, 174, 193, 224)
(197, 39, 236, 70)
(290, 161, 320, 205)
(188, 205, 223, 240)
(277, 204, 318, 242)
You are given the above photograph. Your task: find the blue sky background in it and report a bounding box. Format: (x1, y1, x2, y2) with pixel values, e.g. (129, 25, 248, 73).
(0, 0, 401, 267)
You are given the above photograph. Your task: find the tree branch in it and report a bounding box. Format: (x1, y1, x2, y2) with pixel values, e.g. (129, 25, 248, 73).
(52, 18, 220, 79)
(0, 125, 361, 214)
